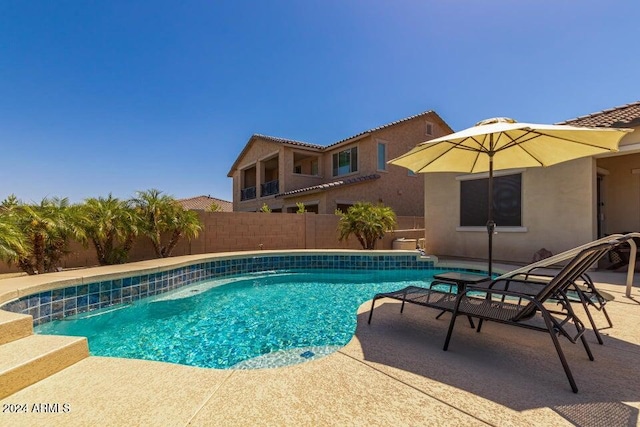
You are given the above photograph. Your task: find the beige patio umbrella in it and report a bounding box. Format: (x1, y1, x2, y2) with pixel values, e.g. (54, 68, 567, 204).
(389, 117, 632, 275)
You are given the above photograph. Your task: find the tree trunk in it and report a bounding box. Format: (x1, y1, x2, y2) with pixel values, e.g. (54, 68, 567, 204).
(163, 230, 182, 258)
(18, 257, 37, 275)
(33, 233, 45, 274)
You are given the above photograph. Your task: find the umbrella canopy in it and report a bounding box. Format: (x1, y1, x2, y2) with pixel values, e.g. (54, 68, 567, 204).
(390, 117, 633, 275)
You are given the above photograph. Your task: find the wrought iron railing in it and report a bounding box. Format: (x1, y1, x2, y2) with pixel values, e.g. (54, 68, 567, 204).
(241, 186, 256, 201)
(261, 180, 279, 197)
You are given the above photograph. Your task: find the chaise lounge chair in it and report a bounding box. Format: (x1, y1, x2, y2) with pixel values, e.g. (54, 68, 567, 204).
(368, 238, 623, 393)
(496, 233, 636, 345)
(442, 239, 621, 393)
(501, 263, 616, 345)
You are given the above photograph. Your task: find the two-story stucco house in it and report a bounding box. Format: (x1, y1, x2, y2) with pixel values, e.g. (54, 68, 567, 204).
(227, 111, 453, 215)
(422, 101, 640, 264)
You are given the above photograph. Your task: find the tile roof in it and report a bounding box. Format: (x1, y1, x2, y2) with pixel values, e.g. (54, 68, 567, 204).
(328, 110, 445, 147)
(252, 134, 324, 150)
(556, 101, 640, 127)
(276, 174, 380, 198)
(178, 195, 233, 212)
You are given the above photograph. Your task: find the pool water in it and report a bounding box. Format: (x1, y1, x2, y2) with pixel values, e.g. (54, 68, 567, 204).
(35, 269, 470, 369)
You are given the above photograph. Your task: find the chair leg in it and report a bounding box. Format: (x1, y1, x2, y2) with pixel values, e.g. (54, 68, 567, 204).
(602, 306, 614, 329)
(367, 298, 377, 324)
(541, 312, 579, 393)
(578, 296, 604, 345)
(443, 313, 459, 351)
(476, 319, 484, 333)
(565, 303, 595, 361)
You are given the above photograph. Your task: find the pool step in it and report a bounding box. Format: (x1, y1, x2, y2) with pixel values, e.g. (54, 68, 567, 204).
(0, 333, 89, 399)
(0, 310, 33, 345)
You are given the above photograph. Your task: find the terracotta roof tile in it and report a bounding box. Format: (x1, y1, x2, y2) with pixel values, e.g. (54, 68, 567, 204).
(276, 174, 380, 198)
(327, 110, 443, 147)
(556, 101, 640, 127)
(178, 195, 233, 212)
(253, 134, 324, 150)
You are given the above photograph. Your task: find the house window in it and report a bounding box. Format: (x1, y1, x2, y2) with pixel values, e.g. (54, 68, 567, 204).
(294, 165, 302, 174)
(311, 160, 318, 176)
(336, 203, 353, 213)
(460, 173, 522, 227)
(377, 142, 387, 171)
(332, 147, 358, 177)
(426, 122, 433, 136)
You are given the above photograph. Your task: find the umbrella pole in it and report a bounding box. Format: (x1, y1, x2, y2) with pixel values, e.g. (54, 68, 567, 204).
(487, 153, 496, 277)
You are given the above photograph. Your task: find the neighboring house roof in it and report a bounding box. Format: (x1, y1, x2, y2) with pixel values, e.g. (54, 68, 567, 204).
(556, 101, 640, 128)
(178, 195, 233, 212)
(276, 174, 381, 198)
(252, 134, 325, 150)
(327, 110, 454, 148)
(227, 110, 454, 177)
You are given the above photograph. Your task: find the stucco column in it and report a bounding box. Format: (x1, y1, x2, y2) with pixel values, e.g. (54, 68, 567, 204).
(256, 160, 263, 199)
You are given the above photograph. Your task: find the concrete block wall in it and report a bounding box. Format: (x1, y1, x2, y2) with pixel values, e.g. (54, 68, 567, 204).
(0, 212, 425, 273)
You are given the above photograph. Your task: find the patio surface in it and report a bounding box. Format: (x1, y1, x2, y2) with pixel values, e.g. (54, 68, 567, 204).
(1, 261, 639, 426)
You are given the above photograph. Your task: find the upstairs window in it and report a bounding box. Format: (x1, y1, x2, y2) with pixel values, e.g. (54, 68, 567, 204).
(377, 142, 387, 171)
(460, 173, 522, 227)
(332, 147, 358, 177)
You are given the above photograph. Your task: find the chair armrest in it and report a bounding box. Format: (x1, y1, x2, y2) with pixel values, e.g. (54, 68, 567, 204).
(468, 277, 548, 294)
(463, 287, 538, 300)
(428, 280, 456, 293)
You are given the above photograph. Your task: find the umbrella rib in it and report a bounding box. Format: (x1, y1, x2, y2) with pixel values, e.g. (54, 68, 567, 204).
(407, 136, 489, 172)
(526, 129, 619, 148)
(410, 141, 468, 172)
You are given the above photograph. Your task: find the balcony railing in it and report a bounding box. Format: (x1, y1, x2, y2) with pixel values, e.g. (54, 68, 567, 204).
(261, 180, 279, 197)
(241, 186, 256, 201)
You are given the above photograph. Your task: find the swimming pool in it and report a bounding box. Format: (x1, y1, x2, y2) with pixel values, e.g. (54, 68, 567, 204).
(34, 268, 475, 369)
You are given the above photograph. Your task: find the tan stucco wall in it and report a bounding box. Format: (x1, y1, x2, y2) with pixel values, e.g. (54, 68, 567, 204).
(423, 157, 596, 264)
(283, 148, 324, 193)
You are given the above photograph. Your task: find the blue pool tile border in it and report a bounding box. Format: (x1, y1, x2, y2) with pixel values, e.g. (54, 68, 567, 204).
(1, 253, 487, 327)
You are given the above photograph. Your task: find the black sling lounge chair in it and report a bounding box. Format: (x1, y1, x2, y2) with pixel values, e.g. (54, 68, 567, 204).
(442, 239, 621, 393)
(498, 234, 633, 345)
(504, 267, 615, 345)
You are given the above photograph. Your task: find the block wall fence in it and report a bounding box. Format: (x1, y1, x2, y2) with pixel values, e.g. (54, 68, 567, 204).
(0, 212, 424, 274)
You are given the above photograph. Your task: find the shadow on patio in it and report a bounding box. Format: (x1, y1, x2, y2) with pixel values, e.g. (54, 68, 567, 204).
(352, 299, 640, 427)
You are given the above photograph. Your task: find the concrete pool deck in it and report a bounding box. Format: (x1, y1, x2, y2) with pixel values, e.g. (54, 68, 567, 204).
(0, 260, 639, 426)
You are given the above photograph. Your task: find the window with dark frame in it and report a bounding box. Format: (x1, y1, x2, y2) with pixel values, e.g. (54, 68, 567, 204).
(332, 147, 358, 176)
(460, 173, 522, 227)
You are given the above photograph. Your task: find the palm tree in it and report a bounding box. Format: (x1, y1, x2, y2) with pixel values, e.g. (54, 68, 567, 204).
(133, 189, 202, 258)
(336, 202, 397, 250)
(0, 210, 29, 265)
(162, 205, 202, 257)
(5, 197, 81, 274)
(77, 195, 140, 265)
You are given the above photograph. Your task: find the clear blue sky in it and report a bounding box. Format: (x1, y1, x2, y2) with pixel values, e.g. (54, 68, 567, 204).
(1, 1, 638, 203)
